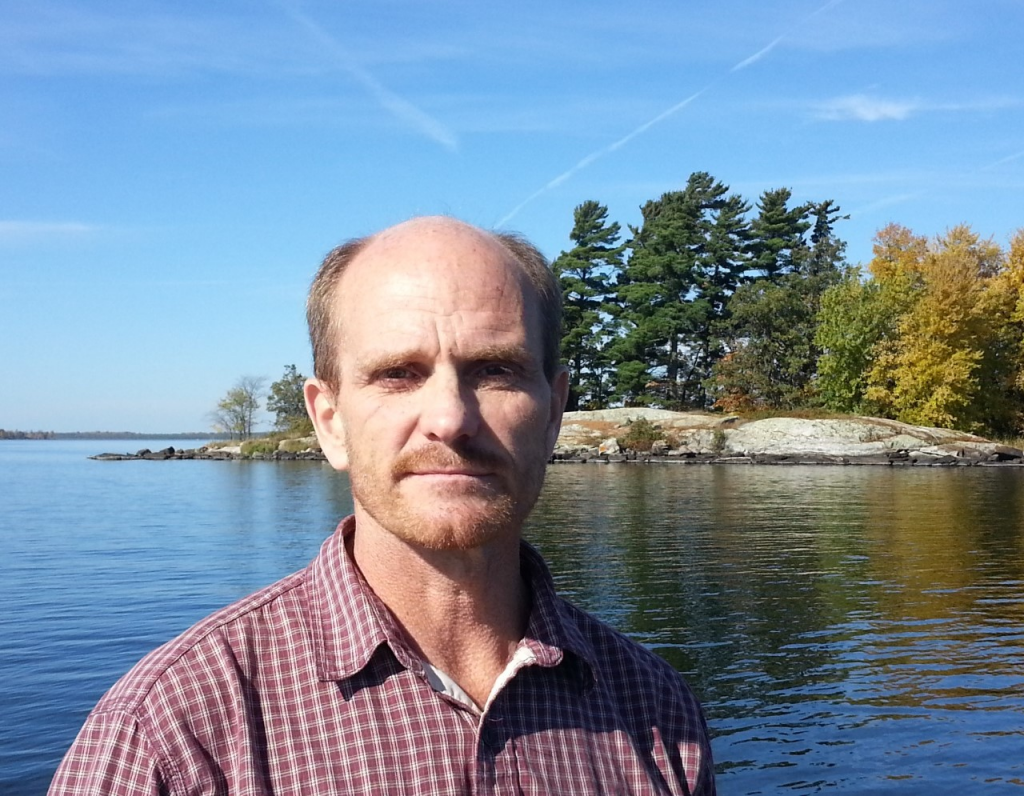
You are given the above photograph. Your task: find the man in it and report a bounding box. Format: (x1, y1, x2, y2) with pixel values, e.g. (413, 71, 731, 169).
(50, 217, 716, 795)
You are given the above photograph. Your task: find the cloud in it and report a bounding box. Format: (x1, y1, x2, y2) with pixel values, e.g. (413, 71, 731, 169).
(814, 94, 920, 122)
(0, 220, 99, 241)
(813, 94, 1020, 123)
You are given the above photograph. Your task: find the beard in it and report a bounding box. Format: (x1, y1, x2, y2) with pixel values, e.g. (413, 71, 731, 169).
(347, 439, 547, 551)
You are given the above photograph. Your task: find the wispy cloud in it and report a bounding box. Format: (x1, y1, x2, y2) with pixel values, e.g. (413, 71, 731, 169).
(0, 220, 99, 241)
(277, 2, 458, 152)
(815, 94, 919, 122)
(814, 94, 1020, 122)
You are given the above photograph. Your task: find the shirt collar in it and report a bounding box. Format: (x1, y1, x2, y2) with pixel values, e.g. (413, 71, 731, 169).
(306, 516, 597, 686)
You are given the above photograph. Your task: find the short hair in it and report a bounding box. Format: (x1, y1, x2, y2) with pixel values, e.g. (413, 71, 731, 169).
(306, 224, 563, 395)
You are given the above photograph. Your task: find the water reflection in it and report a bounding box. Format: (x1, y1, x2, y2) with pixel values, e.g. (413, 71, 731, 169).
(528, 464, 1024, 792)
(4, 444, 1023, 794)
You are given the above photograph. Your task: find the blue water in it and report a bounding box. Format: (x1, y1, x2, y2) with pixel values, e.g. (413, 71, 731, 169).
(3, 441, 1023, 794)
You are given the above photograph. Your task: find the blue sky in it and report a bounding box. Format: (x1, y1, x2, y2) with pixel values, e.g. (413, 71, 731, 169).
(2, 0, 1022, 433)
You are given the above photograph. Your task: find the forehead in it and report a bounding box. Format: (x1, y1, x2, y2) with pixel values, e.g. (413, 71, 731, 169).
(333, 221, 539, 343)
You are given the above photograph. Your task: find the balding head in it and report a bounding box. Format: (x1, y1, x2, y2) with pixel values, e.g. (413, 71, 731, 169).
(307, 217, 563, 395)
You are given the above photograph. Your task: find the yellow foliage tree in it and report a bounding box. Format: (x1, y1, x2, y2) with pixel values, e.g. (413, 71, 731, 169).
(994, 229, 1024, 413)
(861, 225, 929, 417)
(867, 225, 1010, 432)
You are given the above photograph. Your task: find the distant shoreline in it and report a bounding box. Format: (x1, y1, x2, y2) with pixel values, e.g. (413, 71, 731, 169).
(0, 431, 230, 441)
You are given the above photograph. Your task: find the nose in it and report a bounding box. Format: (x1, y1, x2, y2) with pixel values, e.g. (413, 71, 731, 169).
(417, 370, 481, 444)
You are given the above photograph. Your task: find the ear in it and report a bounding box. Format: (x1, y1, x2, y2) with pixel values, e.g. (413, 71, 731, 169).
(304, 378, 349, 471)
(545, 366, 570, 452)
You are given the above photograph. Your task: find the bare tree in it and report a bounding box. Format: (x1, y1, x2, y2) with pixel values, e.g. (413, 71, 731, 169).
(210, 376, 266, 439)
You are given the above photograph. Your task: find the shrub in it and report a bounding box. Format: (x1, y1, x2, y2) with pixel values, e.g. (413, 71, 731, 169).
(240, 438, 279, 457)
(617, 417, 664, 452)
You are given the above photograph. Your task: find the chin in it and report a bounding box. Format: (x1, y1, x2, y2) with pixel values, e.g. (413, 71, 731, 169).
(370, 496, 522, 552)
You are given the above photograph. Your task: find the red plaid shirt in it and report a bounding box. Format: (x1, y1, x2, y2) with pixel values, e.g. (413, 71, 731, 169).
(50, 517, 715, 795)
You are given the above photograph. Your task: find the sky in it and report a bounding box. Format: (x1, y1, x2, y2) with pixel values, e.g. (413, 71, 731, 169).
(2, 0, 1022, 433)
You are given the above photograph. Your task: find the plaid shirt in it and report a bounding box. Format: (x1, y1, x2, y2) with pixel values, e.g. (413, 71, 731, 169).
(50, 517, 715, 795)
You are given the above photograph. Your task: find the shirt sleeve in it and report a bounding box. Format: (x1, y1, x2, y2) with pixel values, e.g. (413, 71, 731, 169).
(49, 709, 171, 796)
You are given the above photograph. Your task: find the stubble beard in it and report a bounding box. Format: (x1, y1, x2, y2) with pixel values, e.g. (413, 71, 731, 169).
(347, 442, 547, 551)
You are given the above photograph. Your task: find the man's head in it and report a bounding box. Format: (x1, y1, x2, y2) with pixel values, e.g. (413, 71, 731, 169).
(307, 220, 564, 397)
(303, 217, 569, 552)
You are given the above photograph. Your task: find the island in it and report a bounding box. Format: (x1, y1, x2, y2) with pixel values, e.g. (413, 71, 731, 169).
(90, 409, 1024, 466)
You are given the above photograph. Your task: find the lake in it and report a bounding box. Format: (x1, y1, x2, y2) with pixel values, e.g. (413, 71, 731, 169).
(2, 440, 1022, 794)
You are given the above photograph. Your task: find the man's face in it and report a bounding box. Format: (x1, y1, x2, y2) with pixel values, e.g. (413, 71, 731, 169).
(314, 219, 567, 551)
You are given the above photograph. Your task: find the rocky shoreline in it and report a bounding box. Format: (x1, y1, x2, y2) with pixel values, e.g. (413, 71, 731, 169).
(91, 410, 1024, 467)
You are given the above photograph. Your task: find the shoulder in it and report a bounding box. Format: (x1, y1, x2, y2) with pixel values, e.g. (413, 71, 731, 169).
(96, 567, 310, 719)
(557, 597, 707, 727)
(52, 569, 313, 795)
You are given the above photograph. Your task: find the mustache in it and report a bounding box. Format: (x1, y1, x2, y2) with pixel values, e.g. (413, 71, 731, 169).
(391, 444, 508, 477)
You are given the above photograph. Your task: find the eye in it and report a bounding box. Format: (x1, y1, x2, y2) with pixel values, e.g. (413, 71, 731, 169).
(372, 365, 421, 389)
(477, 362, 519, 382)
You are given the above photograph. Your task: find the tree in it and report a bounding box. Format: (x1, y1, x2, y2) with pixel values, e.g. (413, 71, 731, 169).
(868, 225, 1006, 432)
(267, 364, 312, 434)
(551, 201, 623, 410)
(613, 172, 750, 407)
(211, 376, 265, 439)
(748, 187, 810, 280)
(709, 195, 846, 411)
(815, 271, 893, 414)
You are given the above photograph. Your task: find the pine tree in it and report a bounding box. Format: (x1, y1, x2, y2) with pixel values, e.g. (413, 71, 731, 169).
(551, 201, 623, 410)
(709, 193, 845, 410)
(613, 172, 750, 407)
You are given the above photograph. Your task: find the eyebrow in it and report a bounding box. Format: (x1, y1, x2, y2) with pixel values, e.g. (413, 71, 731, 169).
(356, 344, 538, 376)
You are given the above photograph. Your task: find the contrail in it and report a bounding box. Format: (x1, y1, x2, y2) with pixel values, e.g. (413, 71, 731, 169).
(731, 34, 785, 73)
(278, 1, 458, 152)
(981, 149, 1024, 171)
(498, 0, 846, 226)
(496, 88, 709, 227)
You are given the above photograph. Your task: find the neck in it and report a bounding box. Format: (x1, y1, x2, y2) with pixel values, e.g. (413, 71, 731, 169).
(349, 512, 529, 707)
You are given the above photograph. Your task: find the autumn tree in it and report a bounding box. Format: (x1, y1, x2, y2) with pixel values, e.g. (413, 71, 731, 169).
(551, 201, 623, 410)
(869, 226, 1006, 432)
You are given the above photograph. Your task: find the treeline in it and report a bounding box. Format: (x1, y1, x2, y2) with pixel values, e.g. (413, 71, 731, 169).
(0, 430, 55, 440)
(0, 430, 230, 440)
(553, 171, 1024, 436)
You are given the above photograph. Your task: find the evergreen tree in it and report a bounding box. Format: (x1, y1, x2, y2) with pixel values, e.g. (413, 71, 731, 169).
(613, 172, 750, 407)
(551, 201, 623, 410)
(709, 194, 845, 410)
(749, 188, 810, 280)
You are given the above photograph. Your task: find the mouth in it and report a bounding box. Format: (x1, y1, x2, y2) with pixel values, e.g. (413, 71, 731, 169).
(404, 469, 495, 481)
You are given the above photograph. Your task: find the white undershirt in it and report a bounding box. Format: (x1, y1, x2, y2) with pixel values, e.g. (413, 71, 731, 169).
(421, 645, 538, 715)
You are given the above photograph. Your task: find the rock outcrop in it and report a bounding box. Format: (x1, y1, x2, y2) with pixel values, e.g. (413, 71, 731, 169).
(552, 409, 1023, 466)
(90, 410, 1024, 466)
